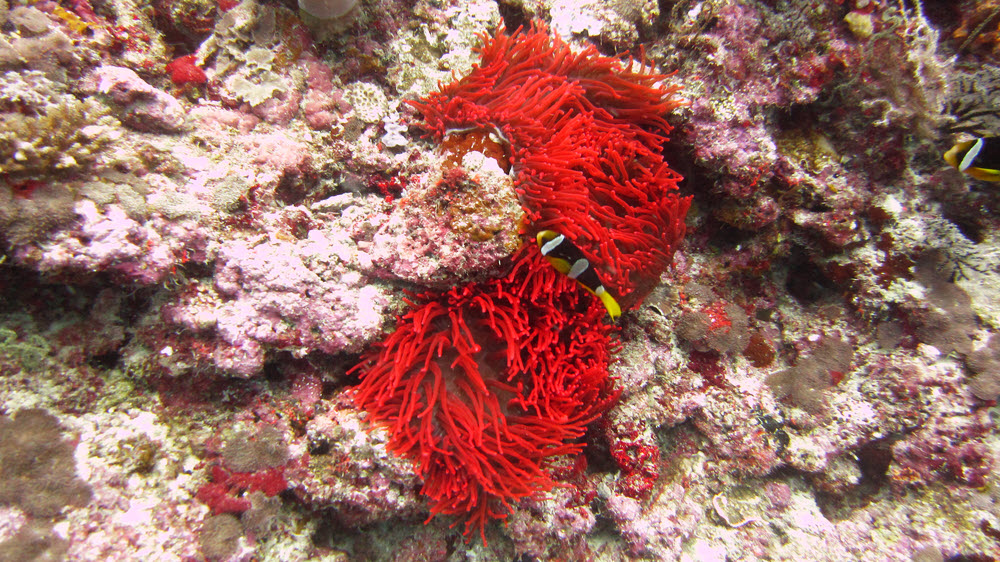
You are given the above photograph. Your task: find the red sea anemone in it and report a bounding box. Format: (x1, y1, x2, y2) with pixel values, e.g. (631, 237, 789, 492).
(410, 24, 691, 308)
(352, 246, 617, 541)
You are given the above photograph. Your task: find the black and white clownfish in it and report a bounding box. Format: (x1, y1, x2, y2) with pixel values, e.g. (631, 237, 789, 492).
(944, 137, 1000, 182)
(536, 230, 622, 320)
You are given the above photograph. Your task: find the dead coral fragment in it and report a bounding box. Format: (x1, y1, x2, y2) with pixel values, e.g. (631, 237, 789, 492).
(966, 334, 1000, 401)
(0, 98, 119, 177)
(766, 338, 854, 413)
(0, 522, 69, 561)
(198, 514, 242, 561)
(221, 426, 289, 473)
(0, 178, 77, 246)
(0, 408, 92, 517)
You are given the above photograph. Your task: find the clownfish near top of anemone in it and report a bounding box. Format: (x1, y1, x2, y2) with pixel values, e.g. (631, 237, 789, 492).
(537, 230, 622, 320)
(944, 136, 1000, 182)
(409, 22, 691, 312)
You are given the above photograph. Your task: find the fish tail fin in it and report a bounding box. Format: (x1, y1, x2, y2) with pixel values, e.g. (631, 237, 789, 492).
(596, 289, 622, 321)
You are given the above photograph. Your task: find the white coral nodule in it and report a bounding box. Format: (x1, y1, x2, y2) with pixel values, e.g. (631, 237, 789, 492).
(298, 0, 357, 19)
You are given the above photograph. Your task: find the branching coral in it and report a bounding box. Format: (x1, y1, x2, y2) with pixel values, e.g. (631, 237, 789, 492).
(0, 98, 119, 178)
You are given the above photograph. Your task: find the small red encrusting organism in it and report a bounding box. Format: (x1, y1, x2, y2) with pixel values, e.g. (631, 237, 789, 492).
(165, 54, 207, 85)
(608, 422, 662, 500)
(410, 24, 691, 309)
(196, 464, 288, 515)
(352, 245, 618, 542)
(8, 179, 44, 199)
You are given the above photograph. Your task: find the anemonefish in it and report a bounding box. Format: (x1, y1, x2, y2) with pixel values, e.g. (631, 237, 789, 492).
(536, 230, 622, 320)
(944, 137, 1000, 182)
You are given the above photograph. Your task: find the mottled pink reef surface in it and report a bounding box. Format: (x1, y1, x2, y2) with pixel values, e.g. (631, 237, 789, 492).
(1, 0, 1000, 561)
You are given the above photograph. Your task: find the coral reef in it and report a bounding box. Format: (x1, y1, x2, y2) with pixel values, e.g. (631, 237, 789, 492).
(366, 162, 523, 287)
(289, 393, 424, 526)
(157, 210, 392, 376)
(0, 0, 999, 560)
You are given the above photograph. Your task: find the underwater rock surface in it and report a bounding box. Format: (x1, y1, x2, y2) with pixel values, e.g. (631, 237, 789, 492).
(0, 0, 999, 560)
